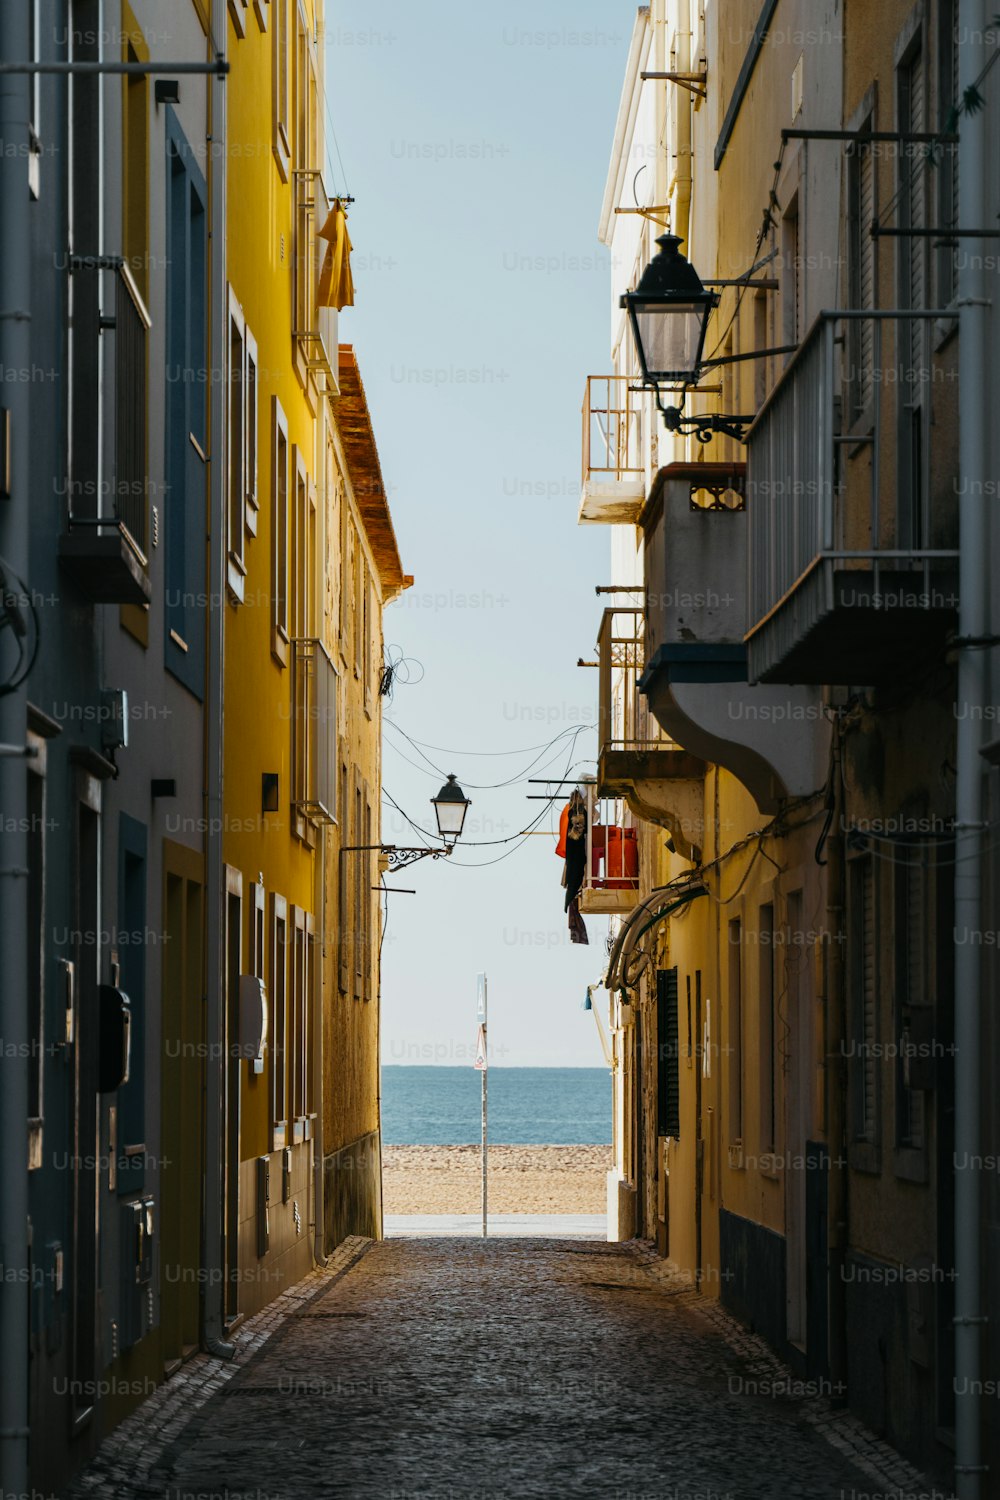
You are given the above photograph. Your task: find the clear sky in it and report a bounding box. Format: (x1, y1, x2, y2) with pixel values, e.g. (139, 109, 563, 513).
(326, 2, 635, 1067)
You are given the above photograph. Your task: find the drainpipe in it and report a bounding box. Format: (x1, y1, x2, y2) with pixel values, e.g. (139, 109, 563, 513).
(0, 4, 32, 1490)
(953, 0, 989, 1492)
(672, 5, 692, 252)
(823, 724, 848, 1398)
(202, 0, 234, 1361)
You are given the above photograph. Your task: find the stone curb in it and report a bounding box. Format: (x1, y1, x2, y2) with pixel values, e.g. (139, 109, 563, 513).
(624, 1239, 954, 1500)
(67, 1236, 373, 1500)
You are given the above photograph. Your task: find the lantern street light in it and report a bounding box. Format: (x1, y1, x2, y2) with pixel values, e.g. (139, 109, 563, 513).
(431, 773, 471, 846)
(621, 234, 755, 443)
(340, 774, 472, 873)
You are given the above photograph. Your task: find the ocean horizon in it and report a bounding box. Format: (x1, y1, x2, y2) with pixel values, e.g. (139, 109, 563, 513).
(381, 1065, 613, 1146)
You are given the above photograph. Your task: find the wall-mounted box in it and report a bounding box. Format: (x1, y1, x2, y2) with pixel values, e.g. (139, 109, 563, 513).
(98, 985, 131, 1092)
(239, 975, 268, 1074)
(256, 1155, 270, 1258)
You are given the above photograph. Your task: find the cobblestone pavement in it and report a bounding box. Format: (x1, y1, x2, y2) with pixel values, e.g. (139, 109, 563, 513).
(76, 1236, 947, 1500)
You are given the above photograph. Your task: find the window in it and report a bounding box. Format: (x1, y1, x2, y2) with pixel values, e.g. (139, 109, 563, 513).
(759, 903, 776, 1157)
(354, 533, 364, 678)
(272, 0, 290, 179)
(292, 446, 308, 640)
(894, 848, 929, 1160)
(657, 968, 680, 1139)
(28, 0, 41, 195)
(227, 291, 246, 598)
(123, 40, 149, 298)
(363, 793, 373, 1001)
(363, 564, 372, 710)
(354, 780, 363, 998)
(272, 398, 289, 661)
(728, 919, 743, 1144)
(338, 758, 350, 993)
(308, 479, 317, 636)
(250, 881, 265, 980)
(937, 0, 960, 306)
(228, 0, 249, 38)
(26, 739, 45, 1158)
(847, 125, 876, 421)
(245, 330, 258, 533)
(291, 906, 307, 1135)
(781, 194, 801, 349)
(270, 894, 288, 1146)
(165, 123, 207, 692)
(341, 510, 353, 661)
(849, 855, 879, 1157)
(898, 43, 928, 549)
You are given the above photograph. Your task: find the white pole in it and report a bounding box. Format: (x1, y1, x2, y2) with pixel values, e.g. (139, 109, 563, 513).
(478, 973, 488, 1238)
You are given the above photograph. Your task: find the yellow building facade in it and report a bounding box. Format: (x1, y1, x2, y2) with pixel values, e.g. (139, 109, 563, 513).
(222, 0, 408, 1321)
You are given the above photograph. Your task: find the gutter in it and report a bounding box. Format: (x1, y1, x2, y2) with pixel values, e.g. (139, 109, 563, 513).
(953, 0, 990, 1491)
(0, 3, 32, 1488)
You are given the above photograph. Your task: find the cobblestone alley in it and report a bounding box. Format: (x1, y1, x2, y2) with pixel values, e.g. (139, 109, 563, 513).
(73, 1235, 942, 1500)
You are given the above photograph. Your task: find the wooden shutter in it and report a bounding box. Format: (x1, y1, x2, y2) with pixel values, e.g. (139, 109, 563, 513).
(657, 968, 680, 1139)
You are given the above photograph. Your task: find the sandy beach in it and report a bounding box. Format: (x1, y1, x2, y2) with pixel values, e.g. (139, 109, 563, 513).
(381, 1144, 612, 1214)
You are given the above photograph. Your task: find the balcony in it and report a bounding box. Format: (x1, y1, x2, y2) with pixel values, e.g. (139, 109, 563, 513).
(59, 262, 152, 605)
(578, 376, 645, 524)
(745, 313, 959, 685)
(292, 638, 338, 825)
(596, 607, 706, 860)
(293, 172, 340, 395)
(639, 463, 830, 813)
(578, 781, 639, 916)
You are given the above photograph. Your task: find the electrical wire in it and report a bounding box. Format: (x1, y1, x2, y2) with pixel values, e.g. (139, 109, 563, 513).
(383, 718, 594, 790)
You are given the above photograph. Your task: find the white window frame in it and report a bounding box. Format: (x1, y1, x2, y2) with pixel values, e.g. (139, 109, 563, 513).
(270, 892, 288, 1149)
(228, 0, 249, 38)
(227, 289, 247, 600)
(272, 0, 291, 180)
(245, 327, 259, 534)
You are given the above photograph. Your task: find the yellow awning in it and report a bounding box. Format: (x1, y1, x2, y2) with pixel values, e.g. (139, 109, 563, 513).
(317, 199, 355, 311)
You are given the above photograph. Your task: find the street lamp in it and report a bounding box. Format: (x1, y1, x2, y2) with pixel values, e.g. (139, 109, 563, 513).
(431, 774, 471, 846)
(340, 774, 471, 873)
(621, 233, 753, 443)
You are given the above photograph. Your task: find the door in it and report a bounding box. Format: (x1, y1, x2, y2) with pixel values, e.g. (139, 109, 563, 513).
(785, 892, 811, 1349)
(160, 844, 204, 1370)
(70, 797, 100, 1432)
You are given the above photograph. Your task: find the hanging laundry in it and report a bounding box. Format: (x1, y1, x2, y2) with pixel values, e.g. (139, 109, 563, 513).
(563, 788, 587, 910)
(317, 199, 355, 310)
(568, 898, 589, 945)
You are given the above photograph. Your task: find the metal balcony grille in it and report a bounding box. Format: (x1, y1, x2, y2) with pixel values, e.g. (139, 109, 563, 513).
(745, 310, 959, 683)
(597, 607, 668, 753)
(292, 638, 338, 823)
(582, 376, 644, 486)
(114, 264, 151, 556)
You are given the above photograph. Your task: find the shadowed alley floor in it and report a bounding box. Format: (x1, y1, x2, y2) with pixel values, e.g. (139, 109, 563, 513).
(120, 1236, 937, 1500)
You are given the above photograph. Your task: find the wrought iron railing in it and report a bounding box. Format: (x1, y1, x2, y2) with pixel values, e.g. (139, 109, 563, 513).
(746, 311, 959, 635)
(582, 376, 644, 487)
(292, 638, 338, 823)
(597, 607, 667, 753)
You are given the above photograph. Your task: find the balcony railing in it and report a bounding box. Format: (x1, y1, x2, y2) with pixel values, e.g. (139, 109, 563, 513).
(58, 259, 151, 604)
(579, 377, 646, 524)
(292, 638, 338, 824)
(114, 263, 150, 556)
(578, 781, 639, 916)
(597, 608, 665, 753)
(745, 311, 959, 684)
